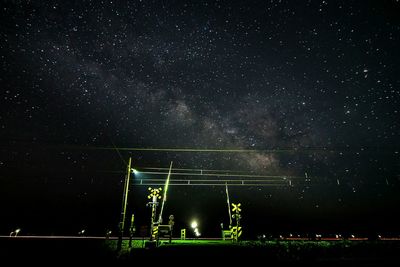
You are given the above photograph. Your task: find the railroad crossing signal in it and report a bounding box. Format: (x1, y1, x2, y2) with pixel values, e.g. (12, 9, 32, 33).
(152, 225, 159, 240)
(232, 203, 241, 213)
(148, 187, 162, 200)
(231, 226, 242, 241)
(147, 187, 162, 242)
(231, 203, 242, 242)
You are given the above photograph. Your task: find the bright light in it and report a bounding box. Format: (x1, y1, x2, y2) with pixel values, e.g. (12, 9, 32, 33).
(193, 227, 201, 237)
(195, 231, 201, 237)
(191, 220, 198, 229)
(131, 169, 139, 175)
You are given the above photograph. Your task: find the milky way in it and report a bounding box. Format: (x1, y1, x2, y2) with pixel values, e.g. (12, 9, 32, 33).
(1, 0, 399, 237)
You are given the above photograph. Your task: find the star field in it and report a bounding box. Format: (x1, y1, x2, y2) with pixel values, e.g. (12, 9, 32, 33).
(1, 0, 399, 237)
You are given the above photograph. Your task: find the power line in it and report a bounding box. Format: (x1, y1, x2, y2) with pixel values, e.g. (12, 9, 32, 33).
(140, 166, 252, 173)
(135, 171, 303, 179)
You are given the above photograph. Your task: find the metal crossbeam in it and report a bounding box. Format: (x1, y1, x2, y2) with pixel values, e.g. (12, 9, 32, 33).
(132, 179, 289, 186)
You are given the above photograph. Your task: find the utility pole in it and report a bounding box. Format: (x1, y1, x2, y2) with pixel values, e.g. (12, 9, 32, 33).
(117, 157, 132, 251)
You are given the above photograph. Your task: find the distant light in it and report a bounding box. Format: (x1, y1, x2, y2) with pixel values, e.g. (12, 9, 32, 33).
(131, 169, 139, 175)
(10, 228, 22, 237)
(191, 220, 198, 229)
(194, 228, 201, 237)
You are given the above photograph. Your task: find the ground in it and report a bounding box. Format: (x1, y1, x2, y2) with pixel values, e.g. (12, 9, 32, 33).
(2, 236, 398, 265)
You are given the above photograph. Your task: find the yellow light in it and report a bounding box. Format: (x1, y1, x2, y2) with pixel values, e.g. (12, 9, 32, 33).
(191, 220, 198, 229)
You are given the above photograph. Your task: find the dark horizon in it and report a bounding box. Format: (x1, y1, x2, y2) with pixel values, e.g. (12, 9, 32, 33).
(1, 150, 399, 239)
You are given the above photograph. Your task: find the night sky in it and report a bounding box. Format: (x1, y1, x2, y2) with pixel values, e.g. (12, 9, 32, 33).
(1, 0, 400, 238)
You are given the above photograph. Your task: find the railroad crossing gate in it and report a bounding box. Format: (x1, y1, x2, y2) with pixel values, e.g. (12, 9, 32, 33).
(158, 225, 172, 243)
(222, 229, 232, 240)
(181, 229, 186, 240)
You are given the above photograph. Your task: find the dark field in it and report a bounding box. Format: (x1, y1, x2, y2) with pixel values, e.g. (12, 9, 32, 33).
(1, 237, 399, 266)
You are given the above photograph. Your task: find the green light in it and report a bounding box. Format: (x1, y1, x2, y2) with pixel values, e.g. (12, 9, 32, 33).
(131, 169, 139, 175)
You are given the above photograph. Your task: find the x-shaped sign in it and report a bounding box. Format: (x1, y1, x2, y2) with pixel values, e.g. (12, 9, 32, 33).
(232, 203, 241, 212)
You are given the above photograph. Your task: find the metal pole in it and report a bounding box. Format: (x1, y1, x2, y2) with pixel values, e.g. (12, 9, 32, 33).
(129, 214, 135, 248)
(117, 157, 132, 251)
(225, 182, 232, 227)
(158, 161, 173, 223)
(150, 196, 157, 241)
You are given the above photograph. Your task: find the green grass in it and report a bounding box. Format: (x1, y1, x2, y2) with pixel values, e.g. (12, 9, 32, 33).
(100, 238, 400, 262)
(105, 239, 145, 251)
(159, 239, 233, 246)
